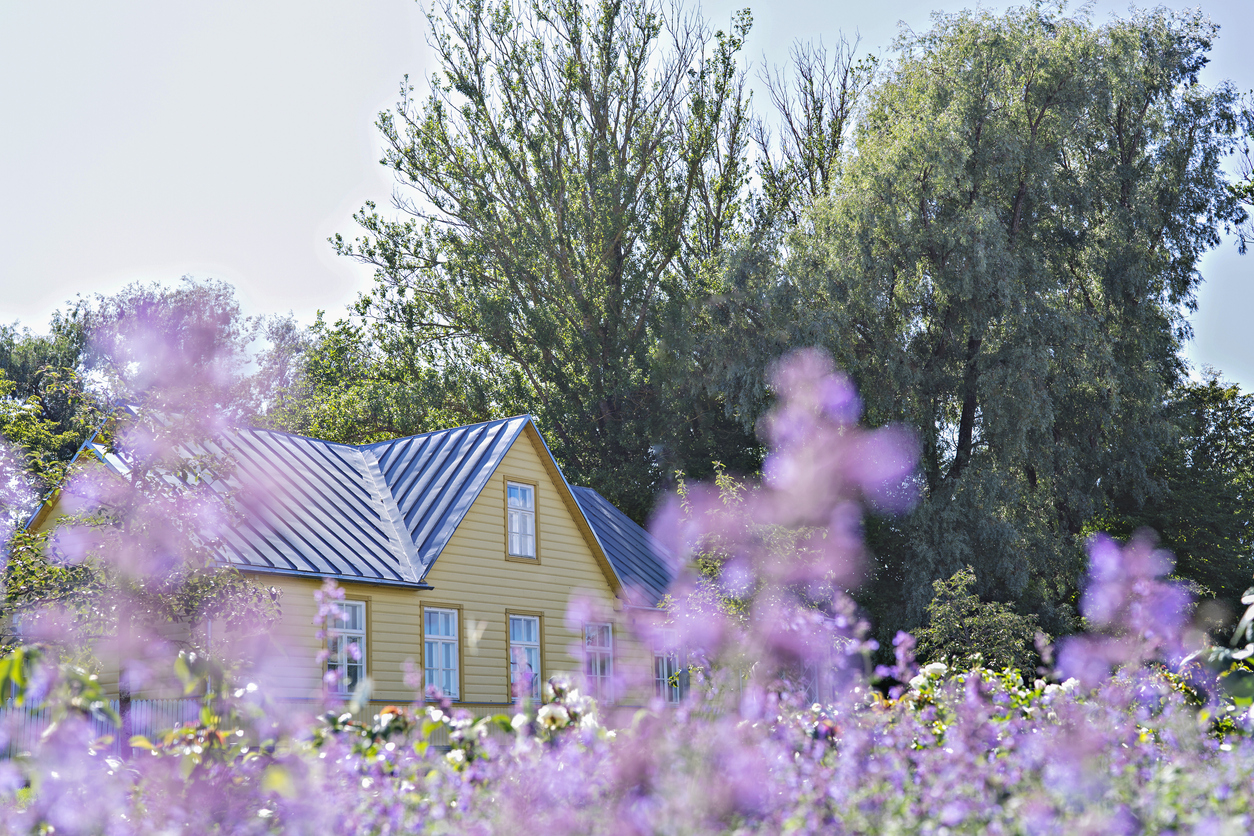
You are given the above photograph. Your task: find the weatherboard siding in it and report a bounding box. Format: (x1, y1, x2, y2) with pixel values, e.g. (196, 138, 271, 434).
(420, 427, 619, 703)
(249, 575, 427, 703)
(247, 428, 629, 705)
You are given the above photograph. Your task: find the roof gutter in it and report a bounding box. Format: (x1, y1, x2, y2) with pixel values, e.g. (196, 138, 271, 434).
(235, 564, 434, 590)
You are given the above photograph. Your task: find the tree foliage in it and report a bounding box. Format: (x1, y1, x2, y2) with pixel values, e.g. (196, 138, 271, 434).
(914, 565, 1042, 673)
(332, 0, 760, 520)
(0, 302, 104, 517)
(697, 6, 1247, 637)
(1097, 374, 1254, 611)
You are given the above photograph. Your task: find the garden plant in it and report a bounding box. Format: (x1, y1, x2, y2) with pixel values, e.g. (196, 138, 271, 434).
(2, 323, 1254, 836)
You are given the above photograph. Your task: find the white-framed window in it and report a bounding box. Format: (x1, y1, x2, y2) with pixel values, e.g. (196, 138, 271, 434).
(654, 651, 682, 703)
(653, 631, 682, 704)
(584, 622, 614, 702)
(509, 614, 541, 699)
(327, 600, 367, 695)
(507, 482, 536, 558)
(424, 607, 460, 700)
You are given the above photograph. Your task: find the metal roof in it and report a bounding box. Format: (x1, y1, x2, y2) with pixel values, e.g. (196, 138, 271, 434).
(34, 413, 665, 600)
(571, 486, 675, 607)
(209, 416, 530, 587)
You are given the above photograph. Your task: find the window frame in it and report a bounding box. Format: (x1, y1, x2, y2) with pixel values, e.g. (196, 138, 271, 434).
(420, 602, 463, 701)
(504, 478, 540, 563)
(584, 622, 615, 704)
(505, 610, 544, 700)
(326, 598, 369, 696)
(653, 630, 683, 704)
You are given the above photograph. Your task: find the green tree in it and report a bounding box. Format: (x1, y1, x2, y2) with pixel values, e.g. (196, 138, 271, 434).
(332, 0, 759, 521)
(259, 312, 495, 443)
(0, 301, 105, 514)
(1096, 374, 1254, 612)
(699, 6, 1247, 637)
(914, 566, 1041, 673)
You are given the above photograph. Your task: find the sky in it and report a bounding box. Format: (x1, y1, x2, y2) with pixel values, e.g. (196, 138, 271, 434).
(1, 0, 1251, 386)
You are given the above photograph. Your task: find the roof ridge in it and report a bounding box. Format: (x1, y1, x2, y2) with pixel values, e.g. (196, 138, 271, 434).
(355, 445, 424, 583)
(356, 414, 531, 451)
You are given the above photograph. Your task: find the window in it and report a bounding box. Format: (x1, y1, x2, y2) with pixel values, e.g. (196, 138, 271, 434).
(584, 623, 614, 702)
(654, 651, 682, 703)
(653, 631, 682, 704)
(507, 482, 536, 558)
(423, 607, 460, 700)
(327, 600, 366, 695)
(509, 614, 541, 699)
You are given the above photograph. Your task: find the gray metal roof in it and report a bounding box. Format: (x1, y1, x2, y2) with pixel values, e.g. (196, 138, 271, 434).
(39, 413, 660, 599)
(571, 486, 675, 607)
(212, 416, 530, 587)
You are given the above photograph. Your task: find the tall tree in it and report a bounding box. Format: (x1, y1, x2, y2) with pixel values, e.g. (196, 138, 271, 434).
(751, 36, 877, 229)
(0, 301, 104, 511)
(333, 0, 757, 521)
(1096, 374, 1254, 612)
(701, 6, 1247, 636)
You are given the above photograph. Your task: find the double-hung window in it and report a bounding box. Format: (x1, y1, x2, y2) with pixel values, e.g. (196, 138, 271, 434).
(507, 482, 536, 558)
(653, 632, 682, 704)
(423, 607, 460, 700)
(509, 614, 541, 699)
(327, 600, 366, 695)
(584, 623, 614, 702)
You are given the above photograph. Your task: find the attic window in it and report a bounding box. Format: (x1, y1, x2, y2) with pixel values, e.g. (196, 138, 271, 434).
(507, 482, 536, 558)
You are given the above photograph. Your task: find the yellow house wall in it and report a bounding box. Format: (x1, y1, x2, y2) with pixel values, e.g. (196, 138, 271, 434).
(27, 428, 660, 708)
(241, 427, 652, 706)
(416, 426, 620, 704)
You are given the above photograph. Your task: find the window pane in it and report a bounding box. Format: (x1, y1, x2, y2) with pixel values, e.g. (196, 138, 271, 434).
(508, 483, 534, 509)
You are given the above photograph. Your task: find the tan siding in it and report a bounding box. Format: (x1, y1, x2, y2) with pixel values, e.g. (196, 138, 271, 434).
(419, 429, 621, 704)
(30, 428, 663, 708)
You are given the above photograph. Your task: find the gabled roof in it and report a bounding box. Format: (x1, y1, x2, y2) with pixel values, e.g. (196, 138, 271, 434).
(214, 416, 535, 588)
(362, 416, 528, 576)
(32, 413, 677, 604)
(571, 486, 676, 607)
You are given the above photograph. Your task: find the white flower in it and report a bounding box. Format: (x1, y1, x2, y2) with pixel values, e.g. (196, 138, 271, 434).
(511, 713, 529, 731)
(445, 749, 466, 765)
(922, 662, 948, 678)
(537, 703, 571, 730)
(1059, 677, 1079, 692)
(909, 674, 928, 690)
(566, 692, 593, 717)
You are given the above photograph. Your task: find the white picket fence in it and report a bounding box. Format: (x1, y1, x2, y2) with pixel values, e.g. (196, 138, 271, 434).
(0, 698, 202, 757)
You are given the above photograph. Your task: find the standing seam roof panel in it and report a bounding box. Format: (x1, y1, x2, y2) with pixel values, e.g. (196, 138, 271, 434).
(229, 432, 401, 577)
(397, 426, 490, 538)
(222, 435, 391, 579)
(571, 486, 675, 607)
(217, 433, 407, 582)
(404, 426, 498, 549)
(412, 426, 512, 568)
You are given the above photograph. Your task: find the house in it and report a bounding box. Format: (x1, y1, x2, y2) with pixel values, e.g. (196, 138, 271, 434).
(29, 415, 681, 712)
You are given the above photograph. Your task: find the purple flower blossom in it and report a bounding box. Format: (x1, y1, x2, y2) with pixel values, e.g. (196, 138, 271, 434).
(3, 342, 1252, 834)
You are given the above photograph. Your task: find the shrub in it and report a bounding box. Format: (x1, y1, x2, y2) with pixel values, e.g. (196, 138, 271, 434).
(914, 565, 1042, 673)
(4, 343, 1254, 834)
